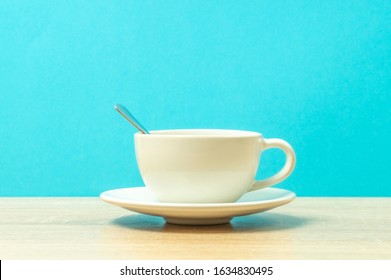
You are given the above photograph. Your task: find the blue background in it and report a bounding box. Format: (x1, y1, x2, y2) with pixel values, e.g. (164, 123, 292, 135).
(1, 0, 390, 196)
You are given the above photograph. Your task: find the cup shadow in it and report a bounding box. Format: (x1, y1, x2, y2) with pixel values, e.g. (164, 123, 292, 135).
(110, 212, 311, 233)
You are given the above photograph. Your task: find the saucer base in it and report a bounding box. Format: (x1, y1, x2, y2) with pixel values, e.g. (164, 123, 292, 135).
(100, 186, 296, 226)
(164, 217, 231, 225)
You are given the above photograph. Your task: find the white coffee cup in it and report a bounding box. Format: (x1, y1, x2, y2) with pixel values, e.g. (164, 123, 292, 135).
(135, 129, 295, 203)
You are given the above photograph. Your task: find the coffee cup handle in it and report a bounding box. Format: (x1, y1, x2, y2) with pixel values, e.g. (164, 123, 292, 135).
(249, 138, 296, 192)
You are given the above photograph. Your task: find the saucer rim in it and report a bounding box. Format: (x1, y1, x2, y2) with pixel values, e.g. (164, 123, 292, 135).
(100, 186, 296, 208)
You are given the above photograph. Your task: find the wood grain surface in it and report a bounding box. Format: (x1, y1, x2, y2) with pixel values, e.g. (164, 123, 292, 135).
(1, 197, 390, 259)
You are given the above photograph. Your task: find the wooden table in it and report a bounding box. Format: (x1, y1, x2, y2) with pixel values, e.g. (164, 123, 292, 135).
(1, 197, 390, 259)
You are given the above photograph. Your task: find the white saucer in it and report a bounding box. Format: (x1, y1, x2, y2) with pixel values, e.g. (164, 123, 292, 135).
(100, 187, 295, 225)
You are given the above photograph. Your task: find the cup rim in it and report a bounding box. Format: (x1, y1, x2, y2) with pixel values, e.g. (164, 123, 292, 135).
(135, 129, 262, 138)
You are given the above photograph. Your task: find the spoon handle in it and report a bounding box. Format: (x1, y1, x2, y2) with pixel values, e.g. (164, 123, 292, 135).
(114, 104, 150, 134)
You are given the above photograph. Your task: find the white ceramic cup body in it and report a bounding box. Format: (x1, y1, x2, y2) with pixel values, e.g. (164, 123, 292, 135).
(135, 129, 295, 203)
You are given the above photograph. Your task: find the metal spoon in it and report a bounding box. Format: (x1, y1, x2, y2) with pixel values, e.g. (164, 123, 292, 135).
(114, 104, 150, 134)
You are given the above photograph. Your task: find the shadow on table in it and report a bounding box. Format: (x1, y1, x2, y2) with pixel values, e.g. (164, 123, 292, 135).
(110, 212, 311, 233)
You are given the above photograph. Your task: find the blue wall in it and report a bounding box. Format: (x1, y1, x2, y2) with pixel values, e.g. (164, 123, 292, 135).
(1, 1, 390, 196)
